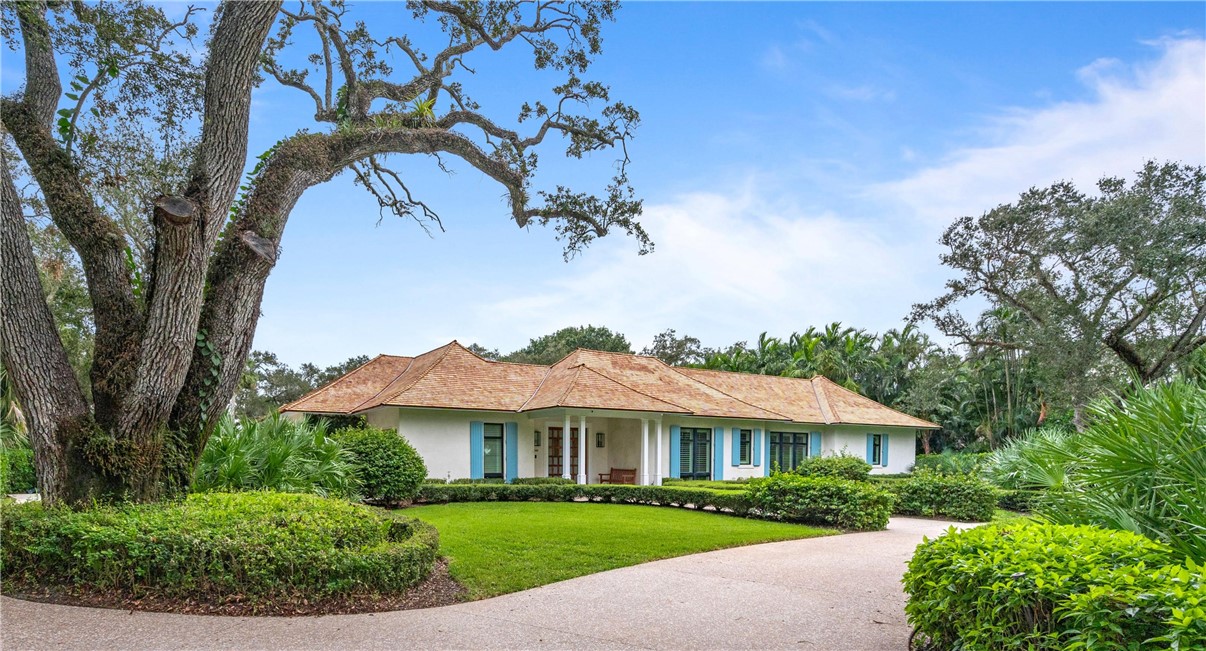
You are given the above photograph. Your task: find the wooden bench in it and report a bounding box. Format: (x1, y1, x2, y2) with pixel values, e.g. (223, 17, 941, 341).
(598, 467, 637, 484)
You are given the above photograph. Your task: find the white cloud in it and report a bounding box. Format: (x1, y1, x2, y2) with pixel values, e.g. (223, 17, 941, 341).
(878, 37, 1206, 227)
(475, 185, 930, 350)
(825, 84, 896, 102)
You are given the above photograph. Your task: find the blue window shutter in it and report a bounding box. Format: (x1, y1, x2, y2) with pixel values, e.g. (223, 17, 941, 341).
(866, 433, 874, 464)
(764, 433, 772, 476)
(731, 427, 741, 466)
(881, 434, 889, 468)
(669, 426, 681, 478)
(504, 422, 519, 482)
(753, 429, 762, 466)
(713, 427, 725, 480)
(810, 432, 822, 458)
(470, 421, 484, 479)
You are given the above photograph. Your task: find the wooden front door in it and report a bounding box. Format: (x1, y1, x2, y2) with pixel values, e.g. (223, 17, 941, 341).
(547, 427, 584, 478)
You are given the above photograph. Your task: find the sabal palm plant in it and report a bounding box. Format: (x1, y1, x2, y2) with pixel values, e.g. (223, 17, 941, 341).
(1040, 378, 1206, 562)
(194, 414, 357, 498)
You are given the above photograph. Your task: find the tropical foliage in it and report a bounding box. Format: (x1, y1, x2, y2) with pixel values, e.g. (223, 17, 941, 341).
(193, 415, 356, 499)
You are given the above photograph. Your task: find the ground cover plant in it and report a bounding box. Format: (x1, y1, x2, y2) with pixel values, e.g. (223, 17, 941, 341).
(904, 521, 1205, 650)
(333, 426, 427, 504)
(404, 502, 832, 598)
(193, 415, 355, 498)
(1, 492, 438, 611)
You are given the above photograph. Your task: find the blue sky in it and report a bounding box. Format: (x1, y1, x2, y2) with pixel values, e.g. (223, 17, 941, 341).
(8, 2, 1206, 366)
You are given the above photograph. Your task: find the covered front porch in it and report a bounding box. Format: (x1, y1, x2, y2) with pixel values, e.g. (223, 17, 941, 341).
(525, 409, 666, 485)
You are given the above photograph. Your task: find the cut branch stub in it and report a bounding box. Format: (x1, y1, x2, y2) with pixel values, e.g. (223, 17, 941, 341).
(239, 230, 277, 262)
(153, 195, 197, 226)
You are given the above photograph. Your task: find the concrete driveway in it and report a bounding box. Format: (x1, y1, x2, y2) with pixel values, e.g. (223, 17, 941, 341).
(0, 517, 957, 651)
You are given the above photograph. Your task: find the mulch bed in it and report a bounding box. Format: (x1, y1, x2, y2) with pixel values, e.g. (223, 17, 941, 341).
(1, 559, 466, 617)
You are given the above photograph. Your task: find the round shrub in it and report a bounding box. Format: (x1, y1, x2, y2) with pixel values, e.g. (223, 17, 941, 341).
(793, 452, 871, 481)
(889, 469, 998, 521)
(904, 522, 1204, 650)
(0, 492, 438, 601)
(334, 427, 427, 503)
(746, 473, 893, 531)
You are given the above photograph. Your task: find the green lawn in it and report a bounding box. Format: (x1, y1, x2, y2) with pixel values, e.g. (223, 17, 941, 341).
(403, 502, 834, 598)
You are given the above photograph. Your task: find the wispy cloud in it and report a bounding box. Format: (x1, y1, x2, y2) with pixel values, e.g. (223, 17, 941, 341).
(877, 37, 1206, 227)
(825, 84, 897, 102)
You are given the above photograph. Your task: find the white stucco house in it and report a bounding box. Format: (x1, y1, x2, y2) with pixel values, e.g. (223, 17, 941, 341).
(281, 341, 938, 484)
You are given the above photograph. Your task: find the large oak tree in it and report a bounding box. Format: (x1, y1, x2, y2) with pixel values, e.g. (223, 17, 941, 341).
(913, 162, 1206, 417)
(1, 0, 648, 505)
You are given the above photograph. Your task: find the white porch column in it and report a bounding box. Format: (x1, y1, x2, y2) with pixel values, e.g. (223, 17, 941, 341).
(640, 418, 650, 486)
(562, 412, 571, 480)
(655, 419, 664, 486)
(577, 414, 588, 485)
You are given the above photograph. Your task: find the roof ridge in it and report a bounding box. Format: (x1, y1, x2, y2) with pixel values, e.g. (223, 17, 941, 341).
(459, 342, 552, 369)
(379, 342, 457, 405)
(349, 354, 420, 413)
(552, 365, 585, 407)
(279, 353, 394, 413)
(517, 365, 556, 412)
(811, 377, 836, 424)
(575, 365, 693, 413)
(814, 375, 938, 428)
(658, 360, 792, 420)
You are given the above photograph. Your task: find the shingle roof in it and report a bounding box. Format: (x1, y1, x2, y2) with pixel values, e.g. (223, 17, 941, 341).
(281, 341, 939, 429)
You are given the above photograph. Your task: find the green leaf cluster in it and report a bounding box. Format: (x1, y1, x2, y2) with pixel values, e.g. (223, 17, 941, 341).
(0, 492, 438, 600)
(332, 426, 427, 504)
(904, 522, 1205, 650)
(793, 451, 873, 482)
(885, 469, 998, 522)
(745, 473, 894, 531)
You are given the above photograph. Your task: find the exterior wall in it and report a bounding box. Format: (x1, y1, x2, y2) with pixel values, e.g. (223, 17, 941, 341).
(302, 407, 920, 482)
(826, 424, 917, 474)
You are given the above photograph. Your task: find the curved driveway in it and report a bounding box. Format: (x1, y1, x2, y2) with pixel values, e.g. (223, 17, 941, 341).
(1, 517, 957, 651)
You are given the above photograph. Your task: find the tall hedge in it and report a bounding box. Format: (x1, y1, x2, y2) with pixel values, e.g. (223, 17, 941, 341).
(746, 474, 893, 531)
(904, 522, 1206, 650)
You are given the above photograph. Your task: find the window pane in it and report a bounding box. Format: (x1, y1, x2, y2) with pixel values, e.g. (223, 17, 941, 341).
(484, 423, 504, 477)
(739, 430, 752, 465)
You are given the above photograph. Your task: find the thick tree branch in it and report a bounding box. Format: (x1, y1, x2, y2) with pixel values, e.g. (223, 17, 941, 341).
(15, 1, 61, 127)
(0, 152, 90, 504)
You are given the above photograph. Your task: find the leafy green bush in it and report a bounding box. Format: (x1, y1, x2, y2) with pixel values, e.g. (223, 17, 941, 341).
(793, 451, 871, 481)
(510, 477, 576, 485)
(995, 487, 1044, 513)
(194, 415, 355, 498)
(1, 492, 438, 600)
(904, 522, 1205, 651)
(887, 469, 997, 521)
(334, 427, 427, 503)
(0, 445, 36, 493)
(746, 473, 893, 531)
(912, 450, 988, 475)
(1039, 379, 1206, 562)
(449, 477, 506, 484)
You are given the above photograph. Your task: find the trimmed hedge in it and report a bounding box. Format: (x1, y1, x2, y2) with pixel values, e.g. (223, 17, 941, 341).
(333, 427, 427, 503)
(0, 446, 36, 493)
(746, 473, 893, 531)
(912, 451, 988, 475)
(794, 452, 871, 481)
(887, 469, 998, 522)
(905, 522, 1206, 650)
(509, 477, 576, 485)
(0, 492, 438, 600)
(416, 483, 754, 515)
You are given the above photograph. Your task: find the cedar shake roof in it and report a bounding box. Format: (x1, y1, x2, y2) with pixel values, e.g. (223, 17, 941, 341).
(281, 341, 939, 429)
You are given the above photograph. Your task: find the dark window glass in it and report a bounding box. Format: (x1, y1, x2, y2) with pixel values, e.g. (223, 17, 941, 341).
(769, 432, 810, 472)
(739, 429, 752, 465)
(679, 428, 712, 480)
(871, 434, 883, 466)
(483, 423, 504, 478)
